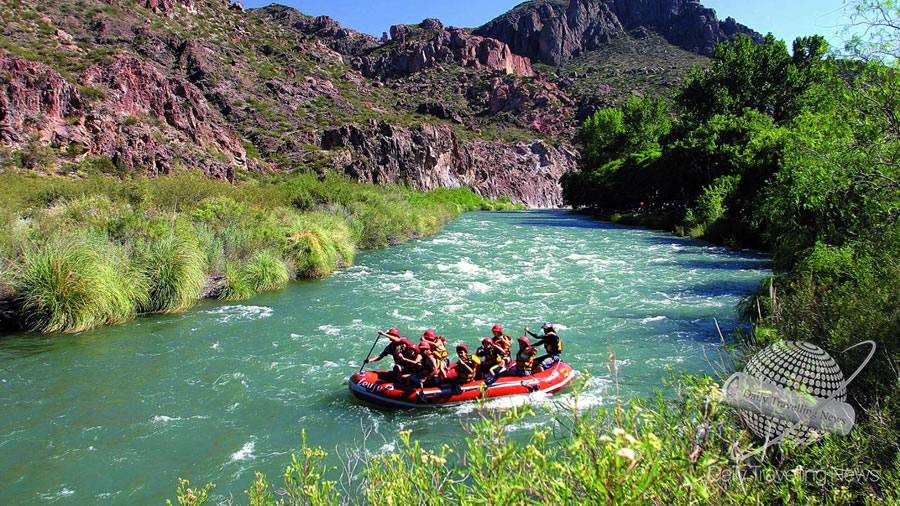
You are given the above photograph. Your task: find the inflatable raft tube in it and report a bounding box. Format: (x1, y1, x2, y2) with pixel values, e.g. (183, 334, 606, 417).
(348, 361, 574, 408)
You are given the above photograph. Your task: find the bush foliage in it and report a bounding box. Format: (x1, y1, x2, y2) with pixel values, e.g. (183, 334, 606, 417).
(168, 374, 900, 505)
(562, 3, 900, 494)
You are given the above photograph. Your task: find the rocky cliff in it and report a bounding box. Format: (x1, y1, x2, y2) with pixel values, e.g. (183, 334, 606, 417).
(0, 54, 254, 180)
(0, 0, 761, 207)
(474, 0, 762, 65)
(321, 121, 575, 207)
(352, 21, 534, 79)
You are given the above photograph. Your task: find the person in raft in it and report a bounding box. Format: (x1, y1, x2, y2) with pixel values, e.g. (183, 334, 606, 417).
(525, 322, 563, 372)
(476, 337, 505, 378)
(490, 324, 513, 365)
(364, 328, 413, 379)
(398, 341, 424, 382)
(420, 330, 449, 379)
(513, 336, 538, 376)
(410, 342, 441, 393)
(453, 344, 481, 384)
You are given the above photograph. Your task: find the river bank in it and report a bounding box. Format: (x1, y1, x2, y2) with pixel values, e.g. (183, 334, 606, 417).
(0, 172, 521, 334)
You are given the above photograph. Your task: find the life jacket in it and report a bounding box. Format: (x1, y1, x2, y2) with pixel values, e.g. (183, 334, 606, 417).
(430, 339, 449, 362)
(458, 355, 481, 382)
(479, 347, 503, 370)
(516, 348, 535, 371)
(417, 354, 438, 378)
(544, 333, 562, 354)
(496, 335, 512, 358)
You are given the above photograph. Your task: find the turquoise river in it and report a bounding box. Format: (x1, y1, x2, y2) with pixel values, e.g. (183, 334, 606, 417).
(0, 210, 771, 503)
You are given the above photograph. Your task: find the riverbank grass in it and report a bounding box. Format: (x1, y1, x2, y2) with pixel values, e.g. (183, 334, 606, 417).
(0, 172, 522, 333)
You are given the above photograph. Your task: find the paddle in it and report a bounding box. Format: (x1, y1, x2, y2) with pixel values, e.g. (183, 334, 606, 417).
(359, 333, 382, 373)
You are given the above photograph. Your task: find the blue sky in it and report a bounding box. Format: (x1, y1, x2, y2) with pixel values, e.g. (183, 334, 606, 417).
(242, 0, 855, 48)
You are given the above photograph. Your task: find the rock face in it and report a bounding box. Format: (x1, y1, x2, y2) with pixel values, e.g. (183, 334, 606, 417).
(139, 0, 196, 16)
(0, 55, 256, 179)
(321, 121, 576, 207)
(352, 23, 534, 79)
(474, 0, 762, 65)
(251, 5, 380, 56)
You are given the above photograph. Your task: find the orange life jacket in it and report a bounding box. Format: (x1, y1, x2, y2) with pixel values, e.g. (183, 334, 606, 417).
(516, 348, 536, 371)
(431, 339, 448, 362)
(496, 335, 512, 358)
(457, 355, 481, 382)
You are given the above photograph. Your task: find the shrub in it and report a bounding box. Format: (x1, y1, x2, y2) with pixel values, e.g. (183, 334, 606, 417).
(137, 231, 206, 313)
(220, 263, 254, 301)
(239, 250, 289, 293)
(77, 85, 108, 102)
(12, 238, 147, 333)
(287, 219, 339, 278)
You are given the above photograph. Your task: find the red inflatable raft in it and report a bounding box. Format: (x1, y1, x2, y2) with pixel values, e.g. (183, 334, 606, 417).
(348, 361, 574, 408)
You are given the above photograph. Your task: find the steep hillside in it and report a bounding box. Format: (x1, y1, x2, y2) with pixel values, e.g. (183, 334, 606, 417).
(0, 0, 761, 206)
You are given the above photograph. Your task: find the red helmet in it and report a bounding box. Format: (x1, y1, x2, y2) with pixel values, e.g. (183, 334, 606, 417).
(439, 336, 446, 342)
(387, 328, 400, 337)
(492, 324, 503, 333)
(419, 342, 432, 352)
(482, 337, 493, 346)
(408, 344, 419, 353)
(456, 344, 469, 353)
(518, 336, 530, 345)
(399, 337, 411, 346)
(423, 329, 436, 339)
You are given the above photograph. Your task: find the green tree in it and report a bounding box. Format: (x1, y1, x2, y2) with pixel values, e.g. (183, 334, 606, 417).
(676, 34, 831, 127)
(564, 97, 669, 210)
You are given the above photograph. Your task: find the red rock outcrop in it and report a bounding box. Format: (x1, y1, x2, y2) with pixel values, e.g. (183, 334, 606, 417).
(0, 57, 83, 144)
(352, 24, 534, 79)
(1, 55, 258, 179)
(321, 121, 576, 207)
(139, 0, 195, 15)
(250, 5, 381, 56)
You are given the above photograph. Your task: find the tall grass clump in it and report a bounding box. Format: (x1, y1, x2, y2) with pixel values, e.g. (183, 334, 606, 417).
(137, 231, 206, 313)
(220, 263, 255, 302)
(287, 218, 340, 278)
(239, 251, 289, 293)
(12, 239, 147, 333)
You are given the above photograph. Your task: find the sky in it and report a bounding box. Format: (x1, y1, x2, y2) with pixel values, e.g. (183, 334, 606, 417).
(241, 0, 856, 48)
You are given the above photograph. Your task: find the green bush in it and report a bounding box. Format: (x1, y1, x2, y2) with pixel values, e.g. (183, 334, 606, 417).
(12, 238, 147, 333)
(287, 218, 340, 278)
(239, 250, 289, 293)
(220, 263, 254, 302)
(137, 231, 206, 313)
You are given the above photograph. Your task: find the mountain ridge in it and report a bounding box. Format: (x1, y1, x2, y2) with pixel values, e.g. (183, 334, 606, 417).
(0, 0, 761, 206)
